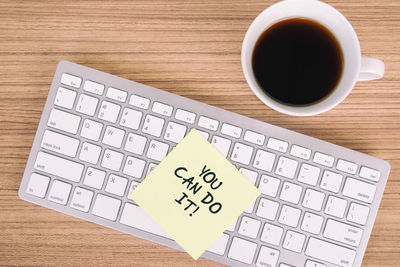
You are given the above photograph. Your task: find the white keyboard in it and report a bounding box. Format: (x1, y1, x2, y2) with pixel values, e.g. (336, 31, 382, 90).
(19, 61, 391, 267)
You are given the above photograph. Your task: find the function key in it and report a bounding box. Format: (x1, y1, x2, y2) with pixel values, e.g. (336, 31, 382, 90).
(336, 159, 357, 175)
(359, 166, 381, 182)
(221, 123, 242, 138)
(290, 145, 311, 160)
(26, 173, 50, 198)
(61, 73, 82, 88)
(313, 152, 334, 167)
(83, 80, 105, 95)
(152, 101, 173, 117)
(198, 116, 219, 131)
(244, 130, 265, 146)
(129, 94, 150, 109)
(106, 87, 127, 102)
(267, 138, 288, 153)
(175, 109, 196, 124)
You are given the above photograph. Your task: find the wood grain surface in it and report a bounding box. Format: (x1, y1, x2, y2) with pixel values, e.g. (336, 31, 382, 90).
(0, 0, 399, 266)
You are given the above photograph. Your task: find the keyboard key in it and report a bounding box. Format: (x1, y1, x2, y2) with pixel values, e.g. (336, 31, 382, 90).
(336, 159, 357, 175)
(275, 156, 298, 179)
(239, 168, 257, 213)
(221, 123, 242, 138)
(302, 189, 325, 211)
(301, 212, 323, 234)
(306, 238, 356, 267)
(280, 264, 293, 267)
(347, 203, 369, 225)
(325, 196, 347, 218)
(226, 218, 238, 232)
(70, 187, 93, 212)
(305, 260, 326, 267)
(48, 108, 81, 134)
(359, 166, 381, 182)
(127, 180, 140, 200)
(123, 156, 146, 179)
(256, 246, 280, 267)
(124, 133, 147, 155)
(152, 101, 173, 117)
(278, 205, 301, 227)
(280, 182, 302, 204)
(98, 101, 121, 123)
(76, 94, 98, 116)
(120, 202, 170, 238)
(320, 170, 343, 193)
(92, 194, 121, 221)
(253, 149, 276, 172)
(54, 87, 76, 109)
(283, 230, 305, 253)
(129, 94, 150, 109)
(48, 180, 72, 205)
(106, 87, 127, 102)
(323, 219, 363, 247)
(256, 198, 279, 220)
(240, 168, 258, 184)
(290, 145, 311, 160)
(61, 73, 81, 88)
(297, 163, 320, 186)
(120, 107, 142, 130)
(313, 152, 334, 167)
(142, 115, 165, 137)
(83, 167, 106, 189)
(207, 233, 229, 255)
(34, 151, 84, 182)
(238, 216, 261, 239)
(198, 116, 219, 131)
(244, 130, 265, 146)
(83, 80, 104, 95)
(172, 109, 196, 125)
(164, 122, 186, 143)
(79, 142, 101, 164)
(101, 149, 124, 171)
(146, 163, 157, 177)
(211, 136, 231, 157)
(342, 177, 376, 204)
(105, 174, 128, 197)
(231, 142, 253, 165)
(146, 140, 169, 161)
(228, 237, 257, 264)
(260, 223, 283, 245)
(267, 138, 288, 153)
(26, 173, 50, 198)
(102, 126, 125, 148)
(258, 175, 280, 197)
(193, 130, 208, 141)
(41, 130, 79, 157)
(80, 119, 103, 142)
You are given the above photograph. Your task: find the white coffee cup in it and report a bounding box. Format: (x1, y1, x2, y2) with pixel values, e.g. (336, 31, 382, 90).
(241, 0, 385, 116)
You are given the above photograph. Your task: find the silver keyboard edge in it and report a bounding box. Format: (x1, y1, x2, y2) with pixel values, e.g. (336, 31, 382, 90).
(18, 60, 391, 267)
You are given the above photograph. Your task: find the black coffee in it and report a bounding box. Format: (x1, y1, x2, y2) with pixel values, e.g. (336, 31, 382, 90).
(252, 18, 344, 106)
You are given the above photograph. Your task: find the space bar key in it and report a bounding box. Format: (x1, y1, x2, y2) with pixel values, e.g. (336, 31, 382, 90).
(120, 203, 171, 240)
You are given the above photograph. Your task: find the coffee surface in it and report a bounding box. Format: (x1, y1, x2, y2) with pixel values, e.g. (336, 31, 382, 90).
(252, 18, 344, 106)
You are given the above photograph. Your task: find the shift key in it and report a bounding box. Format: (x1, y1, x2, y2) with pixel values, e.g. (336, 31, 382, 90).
(34, 151, 84, 182)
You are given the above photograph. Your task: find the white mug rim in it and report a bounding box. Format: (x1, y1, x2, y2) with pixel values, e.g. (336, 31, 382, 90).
(241, 0, 361, 116)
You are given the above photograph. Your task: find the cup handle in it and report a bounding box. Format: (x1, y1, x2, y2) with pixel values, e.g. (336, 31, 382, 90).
(357, 57, 385, 81)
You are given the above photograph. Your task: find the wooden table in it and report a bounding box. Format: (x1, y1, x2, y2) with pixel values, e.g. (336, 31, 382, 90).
(0, 0, 399, 266)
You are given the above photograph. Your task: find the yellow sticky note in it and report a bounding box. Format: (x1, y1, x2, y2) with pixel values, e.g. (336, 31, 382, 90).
(130, 129, 260, 260)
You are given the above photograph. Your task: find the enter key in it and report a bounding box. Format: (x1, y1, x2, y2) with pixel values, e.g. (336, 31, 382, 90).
(323, 219, 363, 247)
